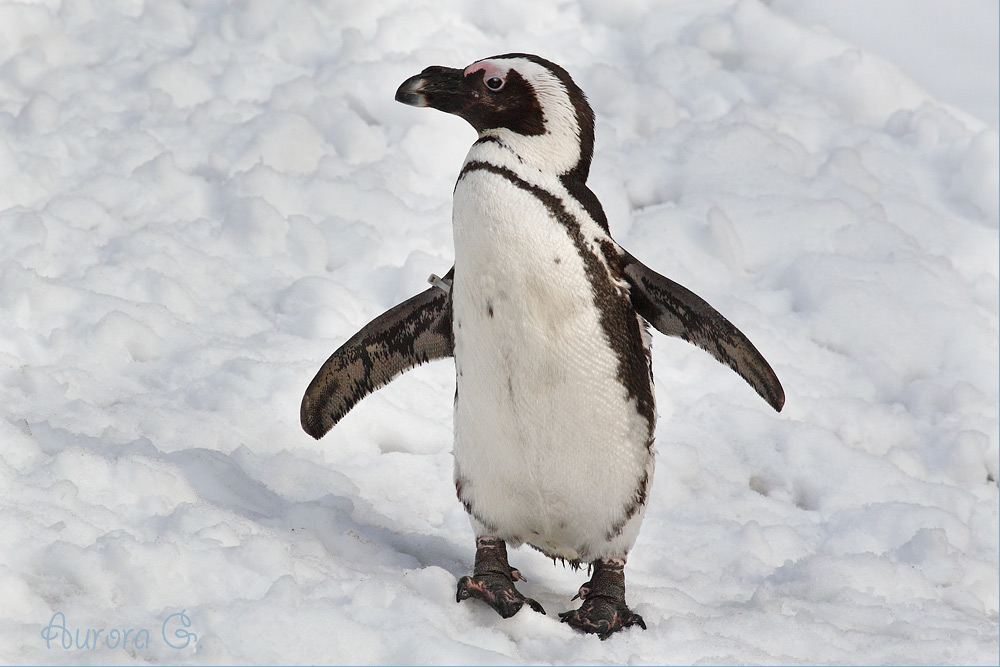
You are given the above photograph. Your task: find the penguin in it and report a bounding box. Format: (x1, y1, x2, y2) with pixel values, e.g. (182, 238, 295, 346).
(301, 53, 784, 639)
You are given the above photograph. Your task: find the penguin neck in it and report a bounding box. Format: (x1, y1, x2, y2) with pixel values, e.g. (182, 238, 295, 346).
(461, 135, 609, 233)
(465, 135, 537, 179)
(467, 134, 591, 185)
(473, 124, 590, 179)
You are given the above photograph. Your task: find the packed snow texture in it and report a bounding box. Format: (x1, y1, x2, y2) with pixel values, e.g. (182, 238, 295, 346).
(1, 0, 997, 664)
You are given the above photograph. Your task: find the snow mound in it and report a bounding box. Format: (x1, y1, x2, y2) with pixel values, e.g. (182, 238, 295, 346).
(0, 0, 996, 664)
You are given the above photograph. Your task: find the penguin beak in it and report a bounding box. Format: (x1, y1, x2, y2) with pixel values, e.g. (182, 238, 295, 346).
(395, 66, 468, 113)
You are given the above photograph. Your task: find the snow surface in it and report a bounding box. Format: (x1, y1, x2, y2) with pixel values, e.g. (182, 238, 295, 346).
(1, 0, 997, 664)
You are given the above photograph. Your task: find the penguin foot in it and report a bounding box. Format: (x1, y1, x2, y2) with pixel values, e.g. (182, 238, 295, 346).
(559, 558, 645, 640)
(559, 596, 646, 640)
(456, 536, 545, 618)
(456, 573, 546, 618)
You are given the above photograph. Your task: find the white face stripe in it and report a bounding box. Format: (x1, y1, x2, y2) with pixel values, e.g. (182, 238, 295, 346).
(472, 57, 584, 176)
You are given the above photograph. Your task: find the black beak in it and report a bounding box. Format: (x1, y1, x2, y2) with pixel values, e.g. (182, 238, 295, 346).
(395, 66, 468, 113)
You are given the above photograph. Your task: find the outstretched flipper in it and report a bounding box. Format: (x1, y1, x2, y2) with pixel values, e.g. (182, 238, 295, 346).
(621, 253, 784, 412)
(300, 267, 455, 439)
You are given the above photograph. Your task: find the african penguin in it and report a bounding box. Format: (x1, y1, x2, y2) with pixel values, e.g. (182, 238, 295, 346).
(301, 53, 784, 639)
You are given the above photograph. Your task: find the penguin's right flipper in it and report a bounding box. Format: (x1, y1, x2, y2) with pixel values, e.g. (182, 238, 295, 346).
(300, 267, 454, 439)
(621, 253, 784, 412)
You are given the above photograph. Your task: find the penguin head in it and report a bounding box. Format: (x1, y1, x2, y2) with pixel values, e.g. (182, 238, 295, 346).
(396, 54, 595, 181)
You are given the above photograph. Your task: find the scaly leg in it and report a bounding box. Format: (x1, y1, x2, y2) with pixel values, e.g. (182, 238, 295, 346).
(559, 557, 646, 639)
(456, 536, 546, 618)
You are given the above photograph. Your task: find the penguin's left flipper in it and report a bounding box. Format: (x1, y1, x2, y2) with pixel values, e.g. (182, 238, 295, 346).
(300, 267, 455, 439)
(621, 253, 785, 412)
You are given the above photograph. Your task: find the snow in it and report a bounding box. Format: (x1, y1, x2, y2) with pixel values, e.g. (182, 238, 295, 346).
(0, 0, 996, 664)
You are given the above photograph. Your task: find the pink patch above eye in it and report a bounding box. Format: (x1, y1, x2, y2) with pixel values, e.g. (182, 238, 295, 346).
(464, 60, 507, 81)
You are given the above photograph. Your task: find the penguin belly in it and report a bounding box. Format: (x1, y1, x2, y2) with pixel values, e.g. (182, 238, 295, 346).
(451, 169, 655, 563)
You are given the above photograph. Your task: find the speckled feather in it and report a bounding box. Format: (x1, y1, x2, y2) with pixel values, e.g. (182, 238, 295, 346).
(621, 252, 785, 411)
(300, 268, 454, 439)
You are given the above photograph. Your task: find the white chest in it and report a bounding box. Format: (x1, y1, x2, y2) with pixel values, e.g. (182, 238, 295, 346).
(452, 169, 594, 349)
(449, 164, 654, 561)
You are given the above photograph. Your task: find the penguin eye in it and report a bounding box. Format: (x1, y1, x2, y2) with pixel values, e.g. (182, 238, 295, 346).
(485, 76, 505, 91)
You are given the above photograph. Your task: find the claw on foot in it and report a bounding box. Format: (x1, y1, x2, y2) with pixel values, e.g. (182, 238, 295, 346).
(559, 558, 645, 640)
(456, 537, 545, 618)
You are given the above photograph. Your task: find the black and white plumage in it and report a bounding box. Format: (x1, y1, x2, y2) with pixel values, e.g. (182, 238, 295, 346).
(301, 54, 784, 639)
